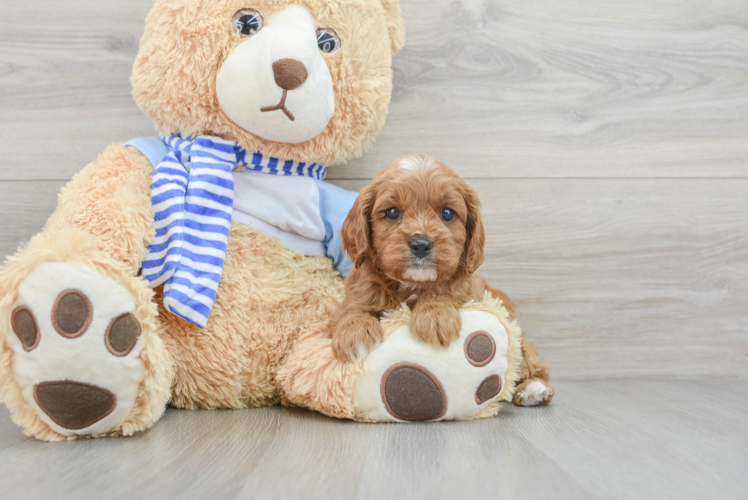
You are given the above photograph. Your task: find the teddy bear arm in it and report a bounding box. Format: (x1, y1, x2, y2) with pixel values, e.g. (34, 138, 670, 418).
(43, 144, 155, 274)
(0, 143, 172, 441)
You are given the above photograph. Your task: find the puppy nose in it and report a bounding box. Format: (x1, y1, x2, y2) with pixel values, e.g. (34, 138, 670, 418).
(409, 239, 433, 259)
(272, 58, 308, 90)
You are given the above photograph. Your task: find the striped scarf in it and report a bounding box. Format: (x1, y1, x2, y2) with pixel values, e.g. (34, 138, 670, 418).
(143, 135, 326, 328)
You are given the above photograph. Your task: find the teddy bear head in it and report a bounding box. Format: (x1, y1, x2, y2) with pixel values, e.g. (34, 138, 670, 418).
(131, 0, 404, 165)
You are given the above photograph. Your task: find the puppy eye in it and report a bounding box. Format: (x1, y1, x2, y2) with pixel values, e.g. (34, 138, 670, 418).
(232, 9, 264, 38)
(384, 208, 401, 221)
(316, 28, 341, 54)
(441, 208, 456, 223)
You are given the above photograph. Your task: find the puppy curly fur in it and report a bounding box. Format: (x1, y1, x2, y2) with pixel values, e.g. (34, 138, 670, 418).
(329, 154, 554, 405)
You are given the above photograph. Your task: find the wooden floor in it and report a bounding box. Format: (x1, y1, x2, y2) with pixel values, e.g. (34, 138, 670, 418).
(1, 380, 746, 500)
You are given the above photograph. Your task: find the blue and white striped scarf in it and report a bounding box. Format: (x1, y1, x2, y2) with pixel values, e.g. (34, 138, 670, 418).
(143, 135, 326, 328)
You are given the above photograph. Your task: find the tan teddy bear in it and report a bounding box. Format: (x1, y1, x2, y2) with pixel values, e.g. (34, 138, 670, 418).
(0, 0, 550, 441)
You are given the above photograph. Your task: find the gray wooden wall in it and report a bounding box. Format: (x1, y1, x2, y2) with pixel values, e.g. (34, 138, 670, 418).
(0, 0, 746, 380)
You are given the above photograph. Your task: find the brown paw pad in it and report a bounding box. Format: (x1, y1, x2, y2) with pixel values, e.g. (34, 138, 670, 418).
(475, 375, 502, 404)
(52, 290, 93, 338)
(33, 380, 116, 430)
(464, 331, 496, 367)
(12, 306, 40, 351)
(381, 363, 447, 421)
(105, 313, 141, 357)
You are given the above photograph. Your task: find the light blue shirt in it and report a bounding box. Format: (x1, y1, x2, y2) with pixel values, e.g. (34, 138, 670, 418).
(125, 136, 357, 278)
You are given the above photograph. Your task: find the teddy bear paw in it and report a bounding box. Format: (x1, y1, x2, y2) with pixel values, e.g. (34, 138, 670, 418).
(6, 262, 147, 437)
(353, 310, 510, 422)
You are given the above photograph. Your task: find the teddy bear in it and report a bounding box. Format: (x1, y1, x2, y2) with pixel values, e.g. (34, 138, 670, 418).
(0, 0, 551, 441)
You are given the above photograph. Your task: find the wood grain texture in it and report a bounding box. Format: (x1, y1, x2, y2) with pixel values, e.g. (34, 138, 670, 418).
(0, 0, 154, 181)
(1, 380, 746, 500)
(0, 0, 747, 180)
(0, 181, 65, 258)
(341, 0, 748, 179)
(336, 178, 748, 379)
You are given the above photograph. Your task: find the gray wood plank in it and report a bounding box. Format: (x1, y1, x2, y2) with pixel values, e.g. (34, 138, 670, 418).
(356, 0, 748, 179)
(0, 0, 156, 182)
(1, 380, 746, 500)
(0, 406, 29, 452)
(0, 181, 64, 259)
(515, 380, 748, 500)
(342, 0, 748, 179)
(2, 178, 746, 380)
(1, 0, 747, 180)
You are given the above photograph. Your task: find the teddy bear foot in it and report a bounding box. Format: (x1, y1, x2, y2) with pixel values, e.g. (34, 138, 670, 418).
(354, 306, 519, 422)
(279, 294, 521, 423)
(5, 262, 153, 439)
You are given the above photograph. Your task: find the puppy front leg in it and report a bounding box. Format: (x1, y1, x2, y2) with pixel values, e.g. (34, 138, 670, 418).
(409, 297, 462, 349)
(331, 311, 385, 363)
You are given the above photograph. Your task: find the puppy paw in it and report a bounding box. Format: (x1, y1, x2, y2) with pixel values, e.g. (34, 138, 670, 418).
(514, 379, 554, 407)
(409, 304, 461, 348)
(331, 314, 385, 363)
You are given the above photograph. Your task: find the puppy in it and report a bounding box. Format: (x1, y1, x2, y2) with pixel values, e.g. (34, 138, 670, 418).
(329, 154, 554, 406)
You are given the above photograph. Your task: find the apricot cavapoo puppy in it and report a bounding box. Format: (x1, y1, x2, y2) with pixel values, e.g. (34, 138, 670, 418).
(329, 154, 554, 407)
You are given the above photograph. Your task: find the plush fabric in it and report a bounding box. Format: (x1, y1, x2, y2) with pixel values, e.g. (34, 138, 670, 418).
(0, 0, 406, 441)
(0, 0, 527, 441)
(133, 134, 341, 328)
(0, 221, 173, 441)
(278, 293, 523, 422)
(131, 0, 401, 165)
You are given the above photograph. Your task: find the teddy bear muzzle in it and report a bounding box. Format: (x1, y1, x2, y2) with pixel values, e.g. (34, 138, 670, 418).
(216, 5, 336, 144)
(259, 58, 310, 122)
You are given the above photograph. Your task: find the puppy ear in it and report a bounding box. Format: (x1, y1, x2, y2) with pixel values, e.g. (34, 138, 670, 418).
(380, 0, 405, 54)
(342, 183, 378, 267)
(462, 185, 485, 274)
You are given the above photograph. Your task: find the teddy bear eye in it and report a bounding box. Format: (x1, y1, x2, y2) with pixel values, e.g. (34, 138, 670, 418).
(232, 9, 264, 38)
(441, 208, 456, 223)
(316, 28, 341, 55)
(384, 208, 401, 221)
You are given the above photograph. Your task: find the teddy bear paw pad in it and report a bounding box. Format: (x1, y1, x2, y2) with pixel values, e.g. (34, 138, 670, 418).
(380, 363, 447, 421)
(6, 262, 146, 437)
(475, 375, 502, 404)
(354, 310, 509, 422)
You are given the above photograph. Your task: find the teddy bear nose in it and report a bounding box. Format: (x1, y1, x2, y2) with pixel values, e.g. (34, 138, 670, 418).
(410, 239, 433, 259)
(272, 58, 308, 91)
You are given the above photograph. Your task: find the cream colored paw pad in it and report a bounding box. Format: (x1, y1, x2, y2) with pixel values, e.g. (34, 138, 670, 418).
(354, 310, 510, 422)
(7, 263, 145, 437)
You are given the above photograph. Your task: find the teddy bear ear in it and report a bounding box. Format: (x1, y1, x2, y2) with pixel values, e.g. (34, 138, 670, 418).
(380, 0, 405, 54)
